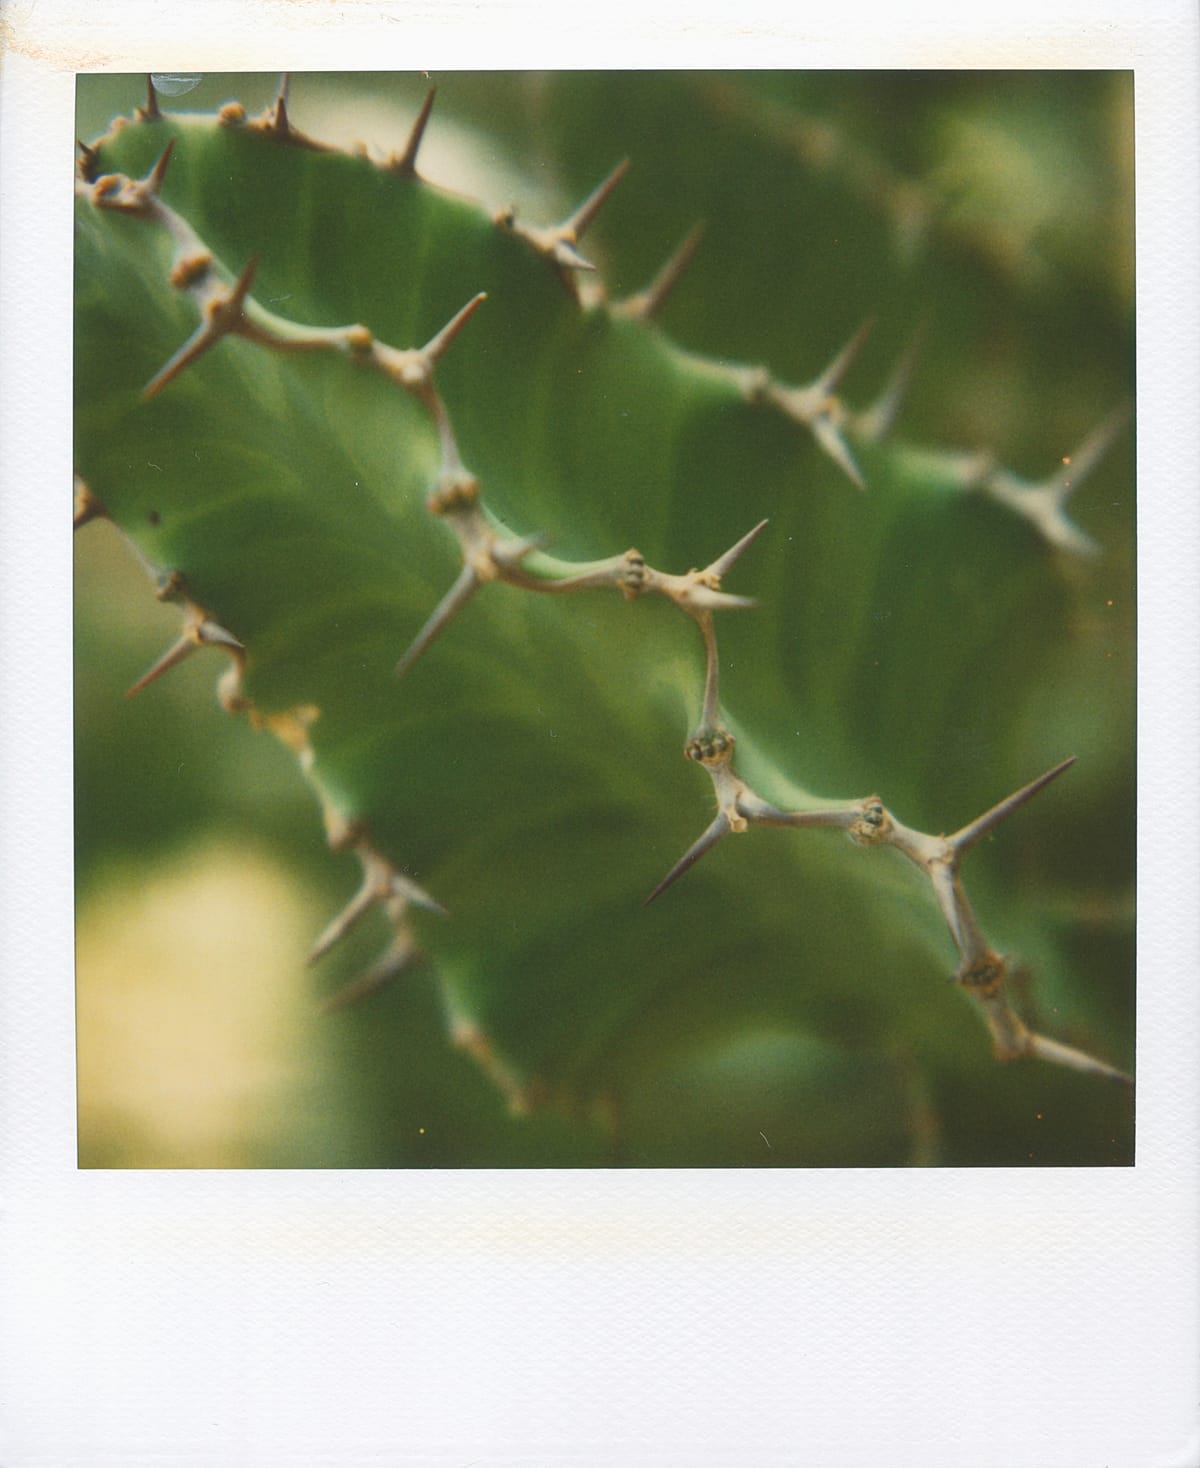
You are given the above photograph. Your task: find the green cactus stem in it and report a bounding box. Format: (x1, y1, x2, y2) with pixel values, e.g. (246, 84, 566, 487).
(75, 72, 1135, 1166)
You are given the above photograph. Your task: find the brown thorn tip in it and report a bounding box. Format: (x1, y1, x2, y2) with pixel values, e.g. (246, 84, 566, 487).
(393, 86, 437, 175)
(147, 137, 176, 194)
(140, 76, 161, 121)
(644, 810, 731, 905)
(232, 254, 260, 304)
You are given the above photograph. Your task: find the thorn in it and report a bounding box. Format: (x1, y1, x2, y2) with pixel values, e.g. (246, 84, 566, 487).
(196, 619, 243, 654)
(76, 139, 99, 181)
(684, 587, 760, 613)
(815, 318, 874, 398)
(224, 253, 260, 312)
(856, 320, 927, 441)
(146, 138, 176, 197)
(395, 564, 480, 677)
(125, 617, 243, 698)
(126, 635, 197, 697)
(761, 325, 872, 489)
(551, 238, 598, 272)
(529, 159, 630, 275)
(811, 414, 866, 490)
(1025, 1032, 1133, 1086)
(89, 141, 176, 217)
(949, 757, 1076, 857)
(249, 77, 327, 152)
(644, 809, 732, 905)
(563, 158, 629, 244)
(706, 519, 768, 579)
(270, 92, 290, 137)
(391, 86, 436, 176)
(421, 292, 487, 366)
(928, 863, 979, 957)
(1055, 403, 1133, 503)
(306, 863, 440, 967)
(983, 409, 1129, 558)
(321, 939, 420, 1013)
(143, 324, 212, 398)
(616, 222, 705, 320)
(142, 256, 259, 398)
(137, 75, 162, 123)
(308, 880, 377, 965)
(395, 875, 448, 917)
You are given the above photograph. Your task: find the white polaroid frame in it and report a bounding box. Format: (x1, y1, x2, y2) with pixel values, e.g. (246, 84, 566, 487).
(1, 4, 1196, 1463)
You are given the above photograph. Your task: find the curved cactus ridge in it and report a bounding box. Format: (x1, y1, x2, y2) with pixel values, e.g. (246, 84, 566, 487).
(74, 73, 1134, 1163)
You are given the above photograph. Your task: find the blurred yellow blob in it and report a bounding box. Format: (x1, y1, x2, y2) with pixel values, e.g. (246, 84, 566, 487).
(76, 843, 328, 1168)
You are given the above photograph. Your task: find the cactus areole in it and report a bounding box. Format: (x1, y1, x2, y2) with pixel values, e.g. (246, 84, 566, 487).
(74, 73, 1135, 1166)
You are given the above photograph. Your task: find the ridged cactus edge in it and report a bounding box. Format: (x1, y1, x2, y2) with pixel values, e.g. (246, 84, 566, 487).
(74, 72, 1135, 1166)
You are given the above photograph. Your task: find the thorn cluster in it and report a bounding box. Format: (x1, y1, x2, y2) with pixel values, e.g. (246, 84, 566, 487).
(497, 159, 630, 293)
(694, 318, 1126, 560)
(125, 586, 245, 703)
(981, 408, 1130, 558)
(752, 319, 875, 488)
(310, 835, 445, 1012)
(650, 706, 1131, 1084)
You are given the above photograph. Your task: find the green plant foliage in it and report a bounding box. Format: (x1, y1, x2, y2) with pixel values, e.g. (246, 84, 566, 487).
(74, 71, 1135, 1166)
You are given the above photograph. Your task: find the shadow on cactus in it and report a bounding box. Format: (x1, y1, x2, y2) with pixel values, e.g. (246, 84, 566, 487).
(74, 71, 1135, 1167)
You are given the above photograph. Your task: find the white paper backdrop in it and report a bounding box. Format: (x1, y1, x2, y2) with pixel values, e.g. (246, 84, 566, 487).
(2, 3, 1197, 1463)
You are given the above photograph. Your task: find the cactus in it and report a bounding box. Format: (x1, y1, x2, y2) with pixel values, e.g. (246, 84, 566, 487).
(74, 71, 1134, 1166)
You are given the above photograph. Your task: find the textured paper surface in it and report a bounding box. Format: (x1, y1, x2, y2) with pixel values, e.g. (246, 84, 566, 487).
(2, 3, 1198, 1463)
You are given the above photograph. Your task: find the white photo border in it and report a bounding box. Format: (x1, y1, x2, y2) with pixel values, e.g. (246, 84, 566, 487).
(2, 3, 1196, 1463)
